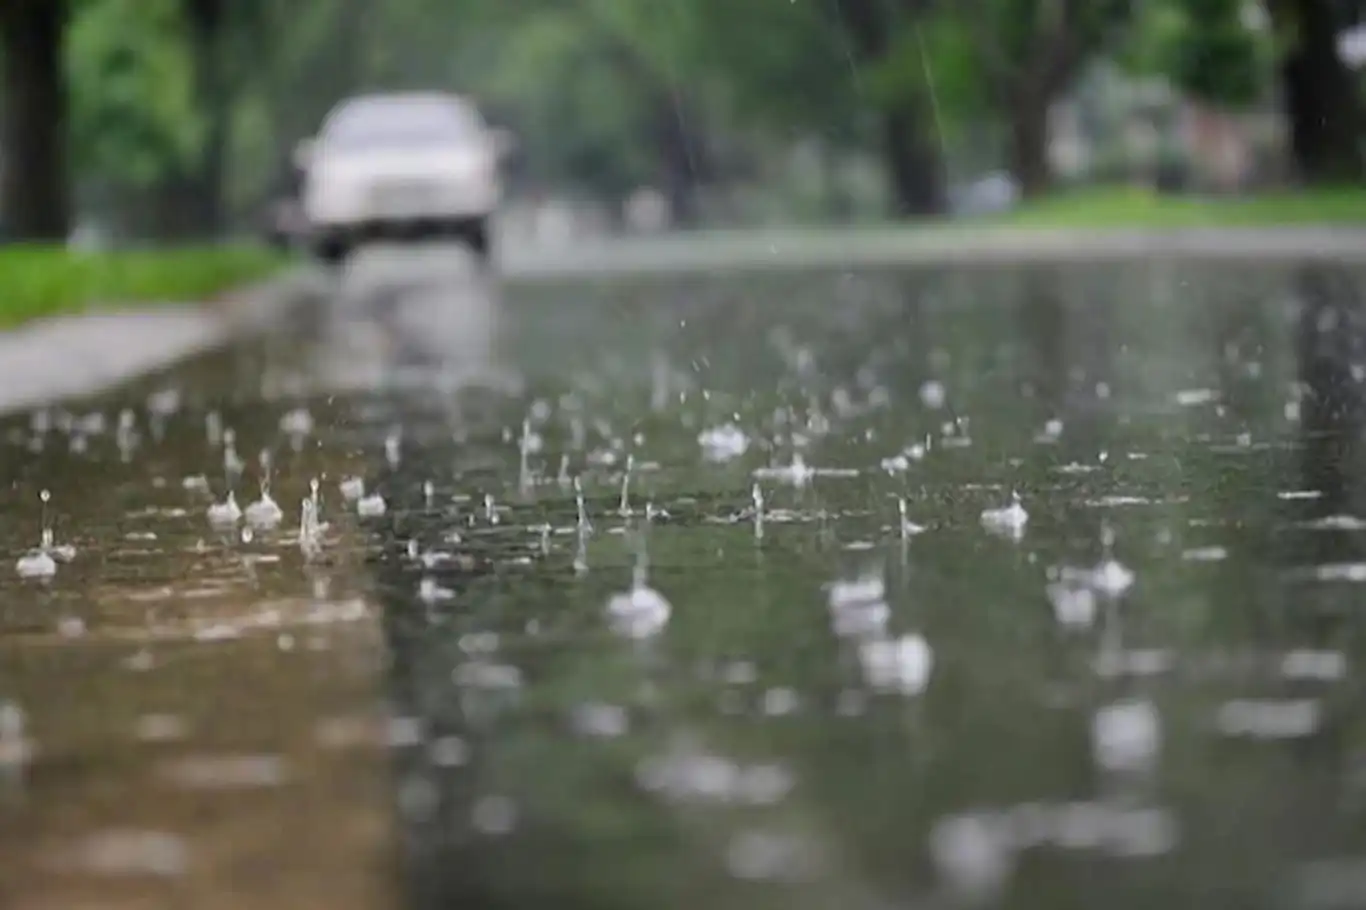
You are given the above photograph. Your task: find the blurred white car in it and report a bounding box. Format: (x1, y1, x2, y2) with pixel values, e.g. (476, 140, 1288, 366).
(295, 92, 512, 263)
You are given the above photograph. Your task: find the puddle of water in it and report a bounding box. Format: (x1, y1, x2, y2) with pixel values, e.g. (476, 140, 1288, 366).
(0, 389, 395, 909)
(7, 258, 1366, 909)
(357, 260, 1366, 908)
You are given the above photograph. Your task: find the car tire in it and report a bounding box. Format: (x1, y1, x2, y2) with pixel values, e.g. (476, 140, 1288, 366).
(315, 234, 350, 266)
(465, 219, 492, 264)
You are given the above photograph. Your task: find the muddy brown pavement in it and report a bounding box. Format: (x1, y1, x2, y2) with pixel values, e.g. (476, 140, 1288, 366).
(0, 306, 414, 909)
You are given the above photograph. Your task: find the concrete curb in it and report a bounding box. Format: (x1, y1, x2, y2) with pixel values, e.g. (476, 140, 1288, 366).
(0, 265, 327, 419)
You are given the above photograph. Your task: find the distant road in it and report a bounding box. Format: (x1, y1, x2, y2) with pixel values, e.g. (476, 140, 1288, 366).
(497, 225, 1366, 281)
(6, 224, 1362, 417)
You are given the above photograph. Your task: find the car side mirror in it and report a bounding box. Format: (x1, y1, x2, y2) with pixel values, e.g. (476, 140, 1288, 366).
(489, 128, 517, 161)
(292, 138, 315, 170)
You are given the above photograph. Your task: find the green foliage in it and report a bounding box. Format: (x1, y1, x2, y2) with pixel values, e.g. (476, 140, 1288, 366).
(476, 7, 661, 198)
(0, 244, 287, 324)
(1002, 183, 1366, 226)
(679, 0, 866, 139)
(50, 0, 1339, 230)
(1125, 0, 1271, 107)
(67, 0, 200, 187)
(864, 13, 994, 147)
(64, 0, 891, 213)
(863, 0, 1135, 164)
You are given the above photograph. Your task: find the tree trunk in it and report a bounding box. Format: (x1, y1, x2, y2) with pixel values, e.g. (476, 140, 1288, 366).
(0, 0, 71, 242)
(833, 0, 946, 217)
(653, 98, 702, 228)
(1008, 94, 1051, 199)
(1276, 0, 1363, 182)
(182, 0, 230, 237)
(883, 105, 946, 216)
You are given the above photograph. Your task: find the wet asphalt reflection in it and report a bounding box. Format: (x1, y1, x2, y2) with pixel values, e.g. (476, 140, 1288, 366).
(5, 244, 1366, 909)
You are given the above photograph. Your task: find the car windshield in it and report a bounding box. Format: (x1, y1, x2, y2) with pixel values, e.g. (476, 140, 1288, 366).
(320, 97, 480, 149)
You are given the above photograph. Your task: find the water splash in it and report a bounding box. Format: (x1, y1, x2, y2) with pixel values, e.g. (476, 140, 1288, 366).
(1092, 698, 1161, 773)
(206, 490, 242, 529)
(752, 483, 765, 540)
(574, 476, 592, 533)
(826, 570, 890, 638)
(1091, 522, 1135, 597)
(1046, 570, 1097, 629)
(280, 407, 314, 451)
(859, 633, 934, 696)
(980, 490, 1028, 540)
(606, 533, 671, 638)
(357, 492, 388, 518)
(754, 452, 815, 487)
(572, 523, 590, 576)
(698, 422, 750, 463)
(339, 476, 365, 502)
(222, 428, 244, 477)
(518, 419, 538, 492)
(897, 496, 926, 538)
(38, 489, 75, 561)
(299, 495, 323, 561)
(16, 490, 60, 579)
(115, 408, 138, 462)
(881, 452, 911, 474)
(244, 449, 284, 531)
(419, 575, 455, 606)
(619, 454, 635, 516)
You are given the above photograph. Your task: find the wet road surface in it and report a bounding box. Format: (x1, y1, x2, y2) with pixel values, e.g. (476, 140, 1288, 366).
(4, 244, 1366, 908)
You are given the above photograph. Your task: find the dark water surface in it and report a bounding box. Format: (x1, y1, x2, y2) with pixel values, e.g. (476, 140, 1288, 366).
(5, 256, 1366, 909)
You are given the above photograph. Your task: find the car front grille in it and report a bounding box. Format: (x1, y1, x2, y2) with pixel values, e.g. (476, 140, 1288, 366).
(368, 180, 442, 211)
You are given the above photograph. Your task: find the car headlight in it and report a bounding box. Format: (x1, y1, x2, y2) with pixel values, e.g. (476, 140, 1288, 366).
(305, 178, 367, 216)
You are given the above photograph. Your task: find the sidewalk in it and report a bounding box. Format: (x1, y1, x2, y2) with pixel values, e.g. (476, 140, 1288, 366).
(0, 267, 325, 418)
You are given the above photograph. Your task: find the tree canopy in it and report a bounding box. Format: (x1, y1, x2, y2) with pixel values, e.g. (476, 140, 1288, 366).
(0, 0, 1359, 239)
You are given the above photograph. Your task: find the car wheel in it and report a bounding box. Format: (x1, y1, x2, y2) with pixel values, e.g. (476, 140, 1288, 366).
(465, 219, 492, 263)
(315, 235, 350, 266)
